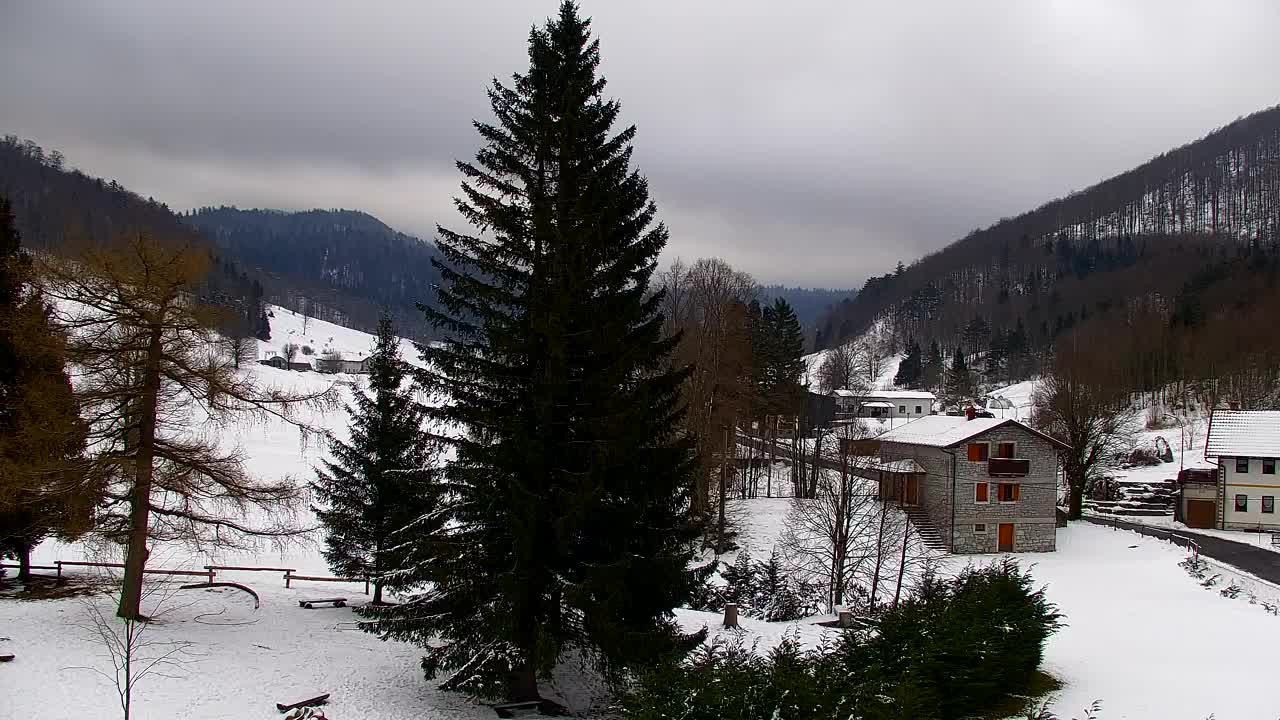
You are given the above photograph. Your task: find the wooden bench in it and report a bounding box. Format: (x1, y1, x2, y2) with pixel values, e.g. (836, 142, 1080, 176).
(493, 700, 543, 718)
(298, 598, 346, 609)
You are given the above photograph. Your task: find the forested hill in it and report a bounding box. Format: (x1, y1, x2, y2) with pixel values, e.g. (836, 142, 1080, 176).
(816, 105, 1280, 384)
(0, 135, 269, 339)
(184, 207, 441, 338)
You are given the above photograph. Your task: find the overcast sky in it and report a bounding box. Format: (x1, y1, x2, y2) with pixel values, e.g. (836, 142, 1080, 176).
(3, 1, 1278, 287)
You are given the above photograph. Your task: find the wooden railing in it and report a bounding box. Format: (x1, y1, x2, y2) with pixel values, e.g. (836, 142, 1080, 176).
(988, 457, 1030, 477)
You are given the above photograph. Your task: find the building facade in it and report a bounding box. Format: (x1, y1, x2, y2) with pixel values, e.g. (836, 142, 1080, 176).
(874, 415, 1067, 553)
(831, 389, 936, 420)
(1205, 410, 1280, 531)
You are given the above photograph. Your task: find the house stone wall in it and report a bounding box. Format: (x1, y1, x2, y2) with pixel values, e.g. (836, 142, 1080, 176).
(951, 425, 1059, 553)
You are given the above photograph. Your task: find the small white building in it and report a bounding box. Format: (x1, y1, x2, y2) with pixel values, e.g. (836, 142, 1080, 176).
(831, 389, 936, 420)
(1205, 409, 1280, 531)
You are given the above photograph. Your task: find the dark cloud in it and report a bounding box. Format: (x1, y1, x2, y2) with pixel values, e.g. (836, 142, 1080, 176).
(3, 0, 1278, 287)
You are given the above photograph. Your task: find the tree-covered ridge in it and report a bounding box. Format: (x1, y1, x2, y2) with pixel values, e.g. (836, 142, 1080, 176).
(817, 104, 1280, 397)
(184, 206, 443, 339)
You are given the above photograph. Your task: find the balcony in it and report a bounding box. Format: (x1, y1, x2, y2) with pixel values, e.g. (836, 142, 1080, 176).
(988, 457, 1030, 477)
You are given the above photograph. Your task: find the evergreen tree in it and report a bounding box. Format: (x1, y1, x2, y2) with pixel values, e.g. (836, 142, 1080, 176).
(375, 2, 699, 702)
(946, 347, 974, 406)
(922, 339, 944, 390)
(893, 338, 922, 388)
(0, 195, 94, 580)
(312, 312, 438, 604)
(752, 297, 804, 415)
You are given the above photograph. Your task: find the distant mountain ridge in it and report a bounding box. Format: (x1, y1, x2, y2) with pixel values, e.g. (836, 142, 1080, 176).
(817, 105, 1280, 367)
(184, 206, 442, 338)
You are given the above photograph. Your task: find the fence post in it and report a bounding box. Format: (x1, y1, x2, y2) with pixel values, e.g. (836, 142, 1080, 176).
(284, 570, 292, 589)
(364, 577, 370, 595)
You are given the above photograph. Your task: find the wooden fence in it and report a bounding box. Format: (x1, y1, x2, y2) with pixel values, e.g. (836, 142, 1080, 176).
(2, 561, 370, 594)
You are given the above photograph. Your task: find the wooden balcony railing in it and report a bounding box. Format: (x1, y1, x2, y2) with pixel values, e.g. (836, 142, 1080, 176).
(988, 457, 1030, 477)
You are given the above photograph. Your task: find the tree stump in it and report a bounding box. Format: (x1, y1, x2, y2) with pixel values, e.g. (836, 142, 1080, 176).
(723, 603, 738, 628)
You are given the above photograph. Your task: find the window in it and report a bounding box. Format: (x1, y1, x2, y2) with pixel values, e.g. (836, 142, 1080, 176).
(1235, 494, 1249, 512)
(899, 405, 907, 414)
(1237, 457, 1250, 474)
(915, 405, 923, 414)
(995, 442, 1016, 459)
(998, 483, 1020, 502)
(967, 443, 990, 462)
(1265, 497, 1275, 514)
(974, 523, 987, 533)
(1265, 459, 1276, 475)
(975, 482, 989, 503)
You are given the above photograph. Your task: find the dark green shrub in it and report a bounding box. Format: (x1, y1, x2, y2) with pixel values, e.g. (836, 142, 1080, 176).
(627, 559, 1062, 720)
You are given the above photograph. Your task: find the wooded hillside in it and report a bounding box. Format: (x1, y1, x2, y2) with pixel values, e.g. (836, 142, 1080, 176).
(817, 105, 1280, 401)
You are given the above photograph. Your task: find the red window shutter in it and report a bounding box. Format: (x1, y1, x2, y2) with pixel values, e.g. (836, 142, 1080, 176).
(968, 444, 981, 462)
(976, 482, 988, 502)
(1012, 484, 1020, 501)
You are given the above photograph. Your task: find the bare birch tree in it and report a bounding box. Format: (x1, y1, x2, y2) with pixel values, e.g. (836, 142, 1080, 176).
(40, 234, 338, 620)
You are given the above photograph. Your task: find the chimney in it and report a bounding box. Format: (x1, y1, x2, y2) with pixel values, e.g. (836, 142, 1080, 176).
(965, 405, 977, 421)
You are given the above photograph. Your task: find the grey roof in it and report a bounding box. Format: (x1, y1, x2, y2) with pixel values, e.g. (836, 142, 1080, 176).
(1206, 410, 1280, 459)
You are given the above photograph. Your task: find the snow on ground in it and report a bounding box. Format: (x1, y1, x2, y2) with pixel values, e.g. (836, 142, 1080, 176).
(1011, 524, 1280, 720)
(686, 497, 1280, 720)
(0, 571, 494, 720)
(258, 305, 424, 368)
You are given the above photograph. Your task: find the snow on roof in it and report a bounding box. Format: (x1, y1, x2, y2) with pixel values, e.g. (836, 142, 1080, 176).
(876, 415, 1010, 448)
(1206, 410, 1280, 459)
(860, 401, 894, 408)
(864, 390, 936, 400)
(868, 457, 925, 474)
(830, 389, 936, 400)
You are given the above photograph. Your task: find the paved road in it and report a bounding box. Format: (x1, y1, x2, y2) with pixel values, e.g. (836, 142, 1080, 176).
(1084, 515, 1280, 584)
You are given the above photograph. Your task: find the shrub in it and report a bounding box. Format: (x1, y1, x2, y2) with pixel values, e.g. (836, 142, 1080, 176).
(628, 560, 1062, 720)
(301, 345, 314, 356)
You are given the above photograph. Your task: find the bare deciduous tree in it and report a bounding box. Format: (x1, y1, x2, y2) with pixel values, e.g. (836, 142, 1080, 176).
(818, 341, 861, 394)
(659, 258, 756, 537)
(41, 234, 338, 619)
(72, 577, 196, 720)
(1032, 332, 1136, 520)
(779, 426, 930, 612)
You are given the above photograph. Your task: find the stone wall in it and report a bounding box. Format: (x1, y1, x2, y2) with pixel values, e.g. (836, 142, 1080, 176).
(951, 425, 1059, 553)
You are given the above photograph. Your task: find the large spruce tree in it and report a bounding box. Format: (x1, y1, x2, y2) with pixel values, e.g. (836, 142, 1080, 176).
(375, 2, 698, 703)
(312, 312, 437, 604)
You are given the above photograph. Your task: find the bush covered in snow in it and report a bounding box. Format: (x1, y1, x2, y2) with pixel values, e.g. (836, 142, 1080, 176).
(626, 560, 1062, 720)
(712, 550, 822, 622)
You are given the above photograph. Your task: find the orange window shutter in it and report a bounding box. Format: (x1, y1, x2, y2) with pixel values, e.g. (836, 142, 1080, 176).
(1012, 484, 1020, 501)
(967, 444, 980, 462)
(976, 483, 988, 502)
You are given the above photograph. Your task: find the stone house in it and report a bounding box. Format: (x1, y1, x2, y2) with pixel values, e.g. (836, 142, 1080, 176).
(872, 412, 1068, 553)
(1204, 409, 1280, 531)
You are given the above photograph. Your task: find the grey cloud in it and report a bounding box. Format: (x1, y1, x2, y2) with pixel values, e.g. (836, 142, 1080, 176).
(3, 0, 1278, 287)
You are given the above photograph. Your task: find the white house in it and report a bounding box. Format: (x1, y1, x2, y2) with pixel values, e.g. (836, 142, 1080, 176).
(1204, 409, 1280, 531)
(831, 389, 936, 420)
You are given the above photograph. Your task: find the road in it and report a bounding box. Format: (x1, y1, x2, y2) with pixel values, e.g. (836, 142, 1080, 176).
(1083, 515, 1280, 584)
